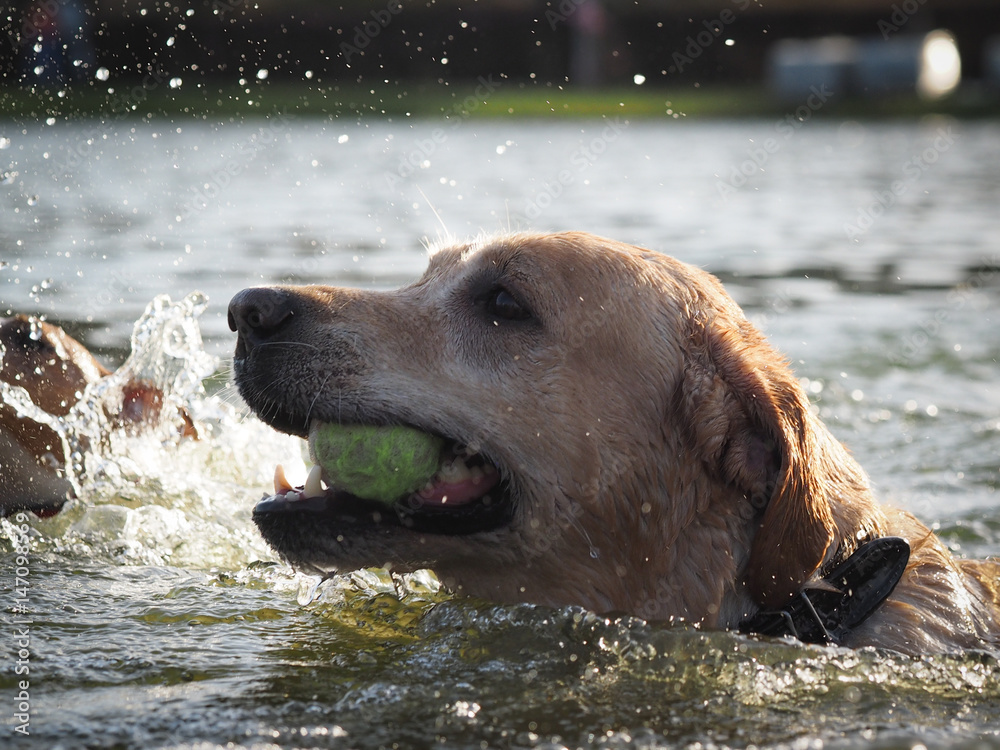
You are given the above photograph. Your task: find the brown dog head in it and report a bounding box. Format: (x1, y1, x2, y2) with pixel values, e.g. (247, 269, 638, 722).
(231, 232, 875, 621)
(1, 315, 193, 515)
(0, 315, 109, 514)
(1, 315, 109, 458)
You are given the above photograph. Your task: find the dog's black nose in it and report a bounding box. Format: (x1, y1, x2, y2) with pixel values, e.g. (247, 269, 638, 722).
(228, 288, 295, 352)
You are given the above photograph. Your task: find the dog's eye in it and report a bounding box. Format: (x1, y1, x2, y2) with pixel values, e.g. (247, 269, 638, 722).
(485, 288, 532, 322)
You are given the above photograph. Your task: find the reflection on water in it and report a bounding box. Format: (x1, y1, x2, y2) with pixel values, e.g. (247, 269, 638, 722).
(1, 118, 999, 748)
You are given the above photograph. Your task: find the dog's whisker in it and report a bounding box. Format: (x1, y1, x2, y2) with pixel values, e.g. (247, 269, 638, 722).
(417, 184, 450, 242)
(566, 511, 600, 560)
(252, 340, 324, 354)
(303, 373, 332, 426)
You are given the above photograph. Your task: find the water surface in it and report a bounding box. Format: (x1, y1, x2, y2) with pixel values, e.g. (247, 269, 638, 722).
(2, 116, 999, 749)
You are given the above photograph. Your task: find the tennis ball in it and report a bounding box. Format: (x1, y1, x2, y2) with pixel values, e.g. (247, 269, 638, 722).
(308, 422, 445, 504)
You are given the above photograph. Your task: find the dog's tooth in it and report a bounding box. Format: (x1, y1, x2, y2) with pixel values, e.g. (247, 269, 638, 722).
(439, 457, 473, 484)
(303, 464, 325, 498)
(274, 464, 294, 495)
(437, 458, 456, 482)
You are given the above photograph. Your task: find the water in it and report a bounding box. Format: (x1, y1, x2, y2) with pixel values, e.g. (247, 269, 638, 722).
(2, 116, 1000, 748)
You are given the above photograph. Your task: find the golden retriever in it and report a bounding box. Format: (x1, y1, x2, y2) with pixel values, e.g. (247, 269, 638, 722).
(0, 315, 195, 516)
(229, 231, 1000, 655)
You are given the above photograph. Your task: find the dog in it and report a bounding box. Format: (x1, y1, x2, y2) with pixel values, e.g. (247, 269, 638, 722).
(229, 231, 1000, 655)
(0, 315, 194, 517)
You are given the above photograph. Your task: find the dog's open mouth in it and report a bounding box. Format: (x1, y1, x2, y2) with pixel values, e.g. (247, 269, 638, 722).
(253, 424, 514, 536)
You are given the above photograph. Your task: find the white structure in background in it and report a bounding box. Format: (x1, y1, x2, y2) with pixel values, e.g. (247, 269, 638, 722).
(768, 31, 962, 101)
(916, 31, 962, 98)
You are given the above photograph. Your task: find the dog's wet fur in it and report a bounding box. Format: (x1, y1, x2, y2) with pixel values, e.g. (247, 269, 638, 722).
(0, 316, 109, 514)
(229, 231, 1000, 655)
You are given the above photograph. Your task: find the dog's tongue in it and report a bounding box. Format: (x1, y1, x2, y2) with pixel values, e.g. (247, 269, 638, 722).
(415, 470, 499, 508)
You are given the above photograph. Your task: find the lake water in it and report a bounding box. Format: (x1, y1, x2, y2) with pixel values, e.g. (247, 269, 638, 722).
(2, 115, 1000, 749)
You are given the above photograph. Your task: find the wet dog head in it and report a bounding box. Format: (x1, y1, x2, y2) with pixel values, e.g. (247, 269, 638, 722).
(0, 315, 193, 516)
(231, 232, 869, 621)
(0, 315, 110, 515)
(0, 315, 109, 458)
(0, 315, 109, 417)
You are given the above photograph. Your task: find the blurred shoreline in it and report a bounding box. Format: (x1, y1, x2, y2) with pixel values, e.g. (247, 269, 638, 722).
(3, 81, 1000, 121)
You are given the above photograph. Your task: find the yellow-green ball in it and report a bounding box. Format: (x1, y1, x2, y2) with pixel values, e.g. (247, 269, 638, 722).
(308, 422, 444, 504)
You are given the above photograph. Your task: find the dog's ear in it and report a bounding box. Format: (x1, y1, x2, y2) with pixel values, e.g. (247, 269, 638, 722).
(683, 297, 836, 608)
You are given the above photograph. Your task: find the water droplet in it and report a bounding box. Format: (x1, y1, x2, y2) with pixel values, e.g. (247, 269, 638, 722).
(633, 74, 646, 85)
(95, 67, 110, 81)
(297, 575, 325, 605)
(256, 68, 268, 80)
(166, 36, 175, 47)
(169, 78, 183, 89)
(27, 195, 39, 206)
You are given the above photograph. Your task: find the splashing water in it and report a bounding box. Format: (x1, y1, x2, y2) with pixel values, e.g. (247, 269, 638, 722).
(72, 292, 218, 493)
(2, 292, 306, 568)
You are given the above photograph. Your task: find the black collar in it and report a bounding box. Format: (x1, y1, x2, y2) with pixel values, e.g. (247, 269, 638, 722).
(739, 536, 910, 646)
